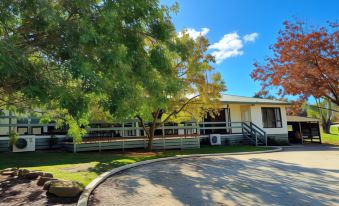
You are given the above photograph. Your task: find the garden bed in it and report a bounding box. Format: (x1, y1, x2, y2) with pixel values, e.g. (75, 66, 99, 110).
(0, 175, 77, 206)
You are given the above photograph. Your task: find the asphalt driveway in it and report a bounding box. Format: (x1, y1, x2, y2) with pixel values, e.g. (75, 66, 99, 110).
(89, 146, 339, 206)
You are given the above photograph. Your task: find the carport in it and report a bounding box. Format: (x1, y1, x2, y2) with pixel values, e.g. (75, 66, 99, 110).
(287, 116, 321, 144)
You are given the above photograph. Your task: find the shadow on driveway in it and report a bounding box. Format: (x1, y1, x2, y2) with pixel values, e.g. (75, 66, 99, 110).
(89, 148, 339, 206)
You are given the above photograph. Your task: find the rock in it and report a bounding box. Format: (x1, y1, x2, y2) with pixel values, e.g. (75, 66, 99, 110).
(37, 177, 57, 186)
(48, 180, 84, 197)
(1, 171, 15, 176)
(1, 167, 18, 172)
(10, 170, 19, 177)
(42, 172, 53, 178)
(1, 168, 18, 175)
(22, 171, 44, 180)
(43, 180, 59, 190)
(18, 169, 30, 177)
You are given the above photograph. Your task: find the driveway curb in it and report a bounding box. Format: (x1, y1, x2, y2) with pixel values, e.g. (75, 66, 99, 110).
(77, 146, 282, 206)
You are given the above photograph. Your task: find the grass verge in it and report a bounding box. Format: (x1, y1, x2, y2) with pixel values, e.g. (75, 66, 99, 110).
(321, 125, 339, 145)
(0, 145, 272, 186)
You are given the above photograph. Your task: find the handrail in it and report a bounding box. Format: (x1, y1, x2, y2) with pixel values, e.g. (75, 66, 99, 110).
(242, 122, 267, 146)
(250, 122, 266, 135)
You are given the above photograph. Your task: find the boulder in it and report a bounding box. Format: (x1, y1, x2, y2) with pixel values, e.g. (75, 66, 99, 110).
(1, 167, 18, 172)
(1, 171, 15, 176)
(22, 171, 44, 180)
(37, 176, 57, 186)
(18, 169, 30, 177)
(48, 180, 84, 197)
(42, 172, 53, 178)
(1, 168, 18, 175)
(10, 170, 19, 176)
(43, 180, 59, 190)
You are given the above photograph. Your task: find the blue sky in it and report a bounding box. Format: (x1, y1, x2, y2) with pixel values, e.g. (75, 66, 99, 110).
(162, 0, 339, 98)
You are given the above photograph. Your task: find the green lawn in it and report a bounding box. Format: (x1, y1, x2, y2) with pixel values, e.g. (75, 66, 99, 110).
(0, 146, 271, 186)
(321, 125, 339, 145)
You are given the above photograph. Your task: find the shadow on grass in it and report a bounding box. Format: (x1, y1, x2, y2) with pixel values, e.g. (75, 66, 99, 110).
(0, 150, 156, 170)
(0, 146, 269, 173)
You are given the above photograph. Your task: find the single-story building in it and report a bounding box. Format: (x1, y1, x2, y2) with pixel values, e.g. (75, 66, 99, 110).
(0, 94, 319, 152)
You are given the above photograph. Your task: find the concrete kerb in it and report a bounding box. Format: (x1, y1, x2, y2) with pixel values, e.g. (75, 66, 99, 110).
(77, 146, 282, 206)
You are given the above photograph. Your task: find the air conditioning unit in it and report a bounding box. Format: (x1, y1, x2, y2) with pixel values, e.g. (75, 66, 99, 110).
(210, 134, 221, 145)
(13, 136, 36, 152)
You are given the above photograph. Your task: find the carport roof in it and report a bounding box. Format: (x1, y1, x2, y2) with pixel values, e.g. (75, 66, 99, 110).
(287, 116, 320, 122)
(221, 94, 291, 105)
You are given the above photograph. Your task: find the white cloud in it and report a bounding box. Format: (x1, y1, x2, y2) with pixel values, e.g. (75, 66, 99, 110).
(208, 32, 244, 64)
(243, 32, 259, 42)
(178, 28, 210, 40)
(178, 28, 259, 64)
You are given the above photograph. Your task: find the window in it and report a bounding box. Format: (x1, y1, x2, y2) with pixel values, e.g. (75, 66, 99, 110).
(261, 108, 282, 128)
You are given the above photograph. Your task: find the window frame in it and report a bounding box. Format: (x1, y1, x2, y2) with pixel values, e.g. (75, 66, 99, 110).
(261, 107, 282, 128)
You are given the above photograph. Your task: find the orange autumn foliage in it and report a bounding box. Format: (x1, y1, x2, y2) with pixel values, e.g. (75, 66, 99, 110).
(251, 20, 339, 105)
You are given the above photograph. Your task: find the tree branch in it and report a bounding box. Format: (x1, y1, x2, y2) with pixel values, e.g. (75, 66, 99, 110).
(161, 95, 200, 124)
(135, 115, 150, 138)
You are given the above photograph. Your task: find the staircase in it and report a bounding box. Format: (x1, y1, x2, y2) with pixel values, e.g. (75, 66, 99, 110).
(241, 122, 267, 146)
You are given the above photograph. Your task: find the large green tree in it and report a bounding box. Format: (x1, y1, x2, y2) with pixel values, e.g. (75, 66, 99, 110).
(128, 33, 225, 150)
(0, 0, 178, 142)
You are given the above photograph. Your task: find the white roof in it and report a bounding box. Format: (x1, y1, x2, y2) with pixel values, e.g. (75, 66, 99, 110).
(287, 116, 320, 122)
(220, 94, 291, 105)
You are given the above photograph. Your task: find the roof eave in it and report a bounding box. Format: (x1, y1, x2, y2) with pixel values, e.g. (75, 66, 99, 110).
(221, 101, 292, 105)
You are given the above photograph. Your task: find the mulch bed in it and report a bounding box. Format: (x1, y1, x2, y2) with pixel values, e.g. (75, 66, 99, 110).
(0, 175, 78, 206)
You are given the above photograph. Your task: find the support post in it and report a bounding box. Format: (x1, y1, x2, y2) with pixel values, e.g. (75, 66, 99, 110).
(255, 132, 258, 146)
(122, 122, 125, 137)
(136, 122, 140, 136)
(162, 123, 165, 150)
(122, 138, 125, 152)
(318, 122, 322, 143)
(73, 143, 77, 153)
(197, 135, 200, 148)
(299, 122, 303, 144)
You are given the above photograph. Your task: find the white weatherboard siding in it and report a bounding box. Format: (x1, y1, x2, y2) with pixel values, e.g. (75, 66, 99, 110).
(250, 105, 288, 135)
(240, 105, 251, 122)
(228, 104, 242, 133)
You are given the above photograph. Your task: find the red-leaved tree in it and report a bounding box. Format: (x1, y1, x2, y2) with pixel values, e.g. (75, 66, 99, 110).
(251, 20, 339, 106)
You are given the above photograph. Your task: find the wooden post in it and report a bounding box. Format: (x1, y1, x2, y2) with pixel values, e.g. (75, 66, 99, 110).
(73, 143, 77, 153)
(162, 123, 165, 150)
(308, 122, 313, 143)
(8, 110, 12, 134)
(122, 122, 125, 137)
(318, 122, 322, 143)
(197, 134, 200, 148)
(122, 138, 125, 152)
(297, 122, 302, 144)
(136, 122, 140, 136)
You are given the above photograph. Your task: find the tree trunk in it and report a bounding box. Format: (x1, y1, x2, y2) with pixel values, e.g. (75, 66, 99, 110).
(317, 98, 333, 134)
(147, 126, 155, 151)
(322, 118, 331, 134)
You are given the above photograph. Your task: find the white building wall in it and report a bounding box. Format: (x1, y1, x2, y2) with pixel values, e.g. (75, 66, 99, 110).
(250, 104, 288, 135)
(228, 104, 242, 133)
